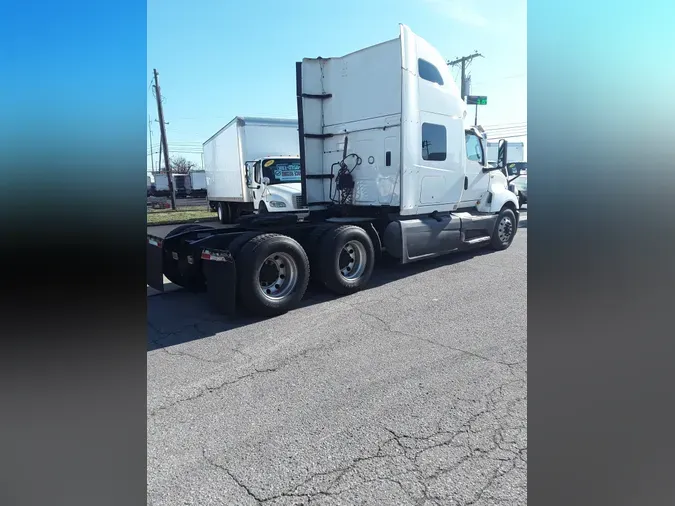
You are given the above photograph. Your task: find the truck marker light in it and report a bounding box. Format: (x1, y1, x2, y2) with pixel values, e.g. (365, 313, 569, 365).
(201, 249, 231, 262)
(148, 237, 162, 248)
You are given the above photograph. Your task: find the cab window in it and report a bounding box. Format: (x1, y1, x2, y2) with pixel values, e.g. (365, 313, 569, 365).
(418, 59, 444, 86)
(422, 123, 447, 161)
(465, 133, 484, 164)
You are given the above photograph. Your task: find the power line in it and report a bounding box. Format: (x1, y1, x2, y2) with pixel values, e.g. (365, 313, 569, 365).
(481, 121, 527, 128)
(488, 127, 527, 132)
(485, 130, 527, 137)
(470, 73, 526, 86)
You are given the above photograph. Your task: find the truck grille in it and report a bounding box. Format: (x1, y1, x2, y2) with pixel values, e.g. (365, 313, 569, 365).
(294, 195, 304, 209)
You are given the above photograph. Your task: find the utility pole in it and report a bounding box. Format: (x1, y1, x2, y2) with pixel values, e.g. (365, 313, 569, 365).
(158, 137, 163, 174)
(152, 69, 176, 210)
(447, 51, 483, 100)
(148, 116, 155, 173)
(154, 119, 168, 172)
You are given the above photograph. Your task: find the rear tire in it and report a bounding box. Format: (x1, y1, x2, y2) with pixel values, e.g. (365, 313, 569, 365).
(490, 208, 517, 250)
(217, 202, 231, 224)
(317, 225, 375, 295)
(237, 233, 310, 317)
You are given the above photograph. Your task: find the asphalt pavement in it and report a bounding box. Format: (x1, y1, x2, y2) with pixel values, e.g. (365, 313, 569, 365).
(147, 213, 527, 505)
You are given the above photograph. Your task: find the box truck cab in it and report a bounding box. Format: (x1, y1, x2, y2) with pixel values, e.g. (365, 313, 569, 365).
(245, 155, 303, 213)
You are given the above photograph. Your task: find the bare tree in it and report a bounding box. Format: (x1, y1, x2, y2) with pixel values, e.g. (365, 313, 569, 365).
(169, 155, 197, 174)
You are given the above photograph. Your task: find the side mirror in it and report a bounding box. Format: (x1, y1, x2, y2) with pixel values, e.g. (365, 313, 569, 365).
(244, 161, 255, 188)
(496, 139, 508, 170)
(507, 163, 520, 177)
(262, 177, 271, 185)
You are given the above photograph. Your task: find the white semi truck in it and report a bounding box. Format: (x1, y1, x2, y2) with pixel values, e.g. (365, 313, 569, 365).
(147, 24, 522, 317)
(202, 117, 307, 223)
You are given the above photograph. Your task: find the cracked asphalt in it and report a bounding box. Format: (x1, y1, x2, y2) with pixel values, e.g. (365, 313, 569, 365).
(148, 213, 527, 505)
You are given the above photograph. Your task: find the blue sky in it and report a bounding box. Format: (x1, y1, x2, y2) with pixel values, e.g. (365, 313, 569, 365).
(147, 0, 526, 170)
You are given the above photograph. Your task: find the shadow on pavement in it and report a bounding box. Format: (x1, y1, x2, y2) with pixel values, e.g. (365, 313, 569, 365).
(147, 246, 496, 352)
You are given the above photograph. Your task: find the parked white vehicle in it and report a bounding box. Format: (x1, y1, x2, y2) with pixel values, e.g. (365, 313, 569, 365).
(202, 117, 306, 223)
(487, 141, 524, 164)
(151, 173, 191, 198)
(189, 170, 207, 197)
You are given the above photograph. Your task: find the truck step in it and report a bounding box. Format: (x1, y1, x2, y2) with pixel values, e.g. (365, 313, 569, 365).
(462, 236, 491, 245)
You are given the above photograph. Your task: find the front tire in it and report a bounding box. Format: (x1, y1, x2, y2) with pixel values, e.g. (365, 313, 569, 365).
(317, 225, 375, 295)
(237, 233, 310, 317)
(490, 208, 517, 250)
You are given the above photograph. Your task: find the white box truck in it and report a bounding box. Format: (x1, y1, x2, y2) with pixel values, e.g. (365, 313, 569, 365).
(151, 173, 191, 198)
(202, 117, 306, 223)
(188, 170, 207, 198)
(487, 141, 524, 164)
(147, 24, 522, 317)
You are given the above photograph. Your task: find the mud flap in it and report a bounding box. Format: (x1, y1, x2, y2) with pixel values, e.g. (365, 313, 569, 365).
(146, 236, 165, 291)
(202, 250, 237, 315)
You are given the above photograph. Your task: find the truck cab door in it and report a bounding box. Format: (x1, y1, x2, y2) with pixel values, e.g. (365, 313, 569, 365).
(251, 161, 262, 207)
(458, 131, 490, 209)
(414, 113, 465, 211)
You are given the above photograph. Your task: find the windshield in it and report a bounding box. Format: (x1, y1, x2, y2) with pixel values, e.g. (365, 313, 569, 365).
(261, 158, 301, 185)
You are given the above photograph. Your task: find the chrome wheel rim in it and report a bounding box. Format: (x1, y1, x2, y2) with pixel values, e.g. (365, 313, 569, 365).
(498, 216, 514, 243)
(257, 252, 298, 300)
(338, 240, 367, 281)
(217, 205, 223, 221)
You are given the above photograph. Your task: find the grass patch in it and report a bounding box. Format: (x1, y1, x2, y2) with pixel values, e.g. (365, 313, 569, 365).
(147, 207, 217, 225)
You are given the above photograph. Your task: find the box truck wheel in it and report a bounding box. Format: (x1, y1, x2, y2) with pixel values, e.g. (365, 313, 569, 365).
(318, 225, 375, 295)
(490, 208, 517, 251)
(237, 234, 310, 317)
(217, 202, 231, 224)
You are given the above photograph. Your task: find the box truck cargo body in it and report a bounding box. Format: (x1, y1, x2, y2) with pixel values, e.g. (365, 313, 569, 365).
(150, 173, 192, 198)
(189, 170, 207, 197)
(487, 141, 524, 163)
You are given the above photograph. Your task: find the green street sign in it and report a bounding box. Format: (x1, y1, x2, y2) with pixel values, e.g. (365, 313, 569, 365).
(466, 95, 488, 105)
